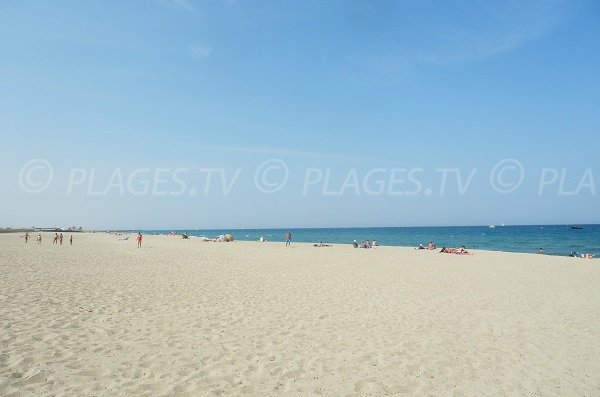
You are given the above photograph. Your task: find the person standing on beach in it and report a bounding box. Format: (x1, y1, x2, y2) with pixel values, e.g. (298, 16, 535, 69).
(53, 233, 58, 244)
(59, 233, 63, 245)
(137, 232, 143, 248)
(70, 235, 73, 245)
(285, 231, 292, 247)
(24, 233, 29, 243)
(37, 234, 42, 245)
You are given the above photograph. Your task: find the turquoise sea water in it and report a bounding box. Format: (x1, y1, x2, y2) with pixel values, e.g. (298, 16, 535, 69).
(140, 225, 600, 257)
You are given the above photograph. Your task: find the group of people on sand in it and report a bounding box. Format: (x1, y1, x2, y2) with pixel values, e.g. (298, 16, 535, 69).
(353, 240, 378, 249)
(538, 247, 595, 258)
(415, 240, 471, 255)
(52, 232, 64, 245)
(22, 232, 72, 246)
(416, 241, 437, 250)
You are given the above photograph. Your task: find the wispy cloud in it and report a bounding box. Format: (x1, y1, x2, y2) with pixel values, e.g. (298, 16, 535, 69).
(158, 0, 241, 13)
(158, 0, 194, 12)
(198, 145, 407, 166)
(435, 0, 572, 62)
(188, 44, 212, 60)
(355, 0, 575, 82)
(223, 0, 240, 8)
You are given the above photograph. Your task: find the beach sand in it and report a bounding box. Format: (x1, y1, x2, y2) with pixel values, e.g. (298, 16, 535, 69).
(1, 233, 599, 396)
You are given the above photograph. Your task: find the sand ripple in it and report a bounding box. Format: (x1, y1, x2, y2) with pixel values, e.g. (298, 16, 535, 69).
(1, 234, 600, 396)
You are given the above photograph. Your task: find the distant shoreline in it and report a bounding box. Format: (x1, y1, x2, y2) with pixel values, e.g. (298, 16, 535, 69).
(0, 228, 84, 233)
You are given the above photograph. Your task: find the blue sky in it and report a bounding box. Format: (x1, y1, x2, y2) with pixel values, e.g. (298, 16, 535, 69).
(1, 0, 599, 229)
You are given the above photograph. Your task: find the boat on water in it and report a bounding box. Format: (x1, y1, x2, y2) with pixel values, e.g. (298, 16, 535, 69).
(570, 225, 583, 230)
(488, 225, 496, 229)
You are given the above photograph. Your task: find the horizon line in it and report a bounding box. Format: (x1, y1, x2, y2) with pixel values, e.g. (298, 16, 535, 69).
(108, 223, 595, 231)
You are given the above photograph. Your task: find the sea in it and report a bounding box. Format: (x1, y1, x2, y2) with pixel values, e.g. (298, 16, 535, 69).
(139, 225, 600, 257)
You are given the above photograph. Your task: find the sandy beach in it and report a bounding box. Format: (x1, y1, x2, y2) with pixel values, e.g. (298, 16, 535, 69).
(1, 233, 599, 396)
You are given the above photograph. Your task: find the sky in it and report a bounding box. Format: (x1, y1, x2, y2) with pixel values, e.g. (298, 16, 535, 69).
(1, 0, 599, 229)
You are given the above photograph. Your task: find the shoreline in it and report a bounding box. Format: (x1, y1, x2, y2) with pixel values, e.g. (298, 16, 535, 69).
(6, 230, 599, 259)
(7, 222, 597, 258)
(99, 230, 600, 259)
(134, 224, 600, 258)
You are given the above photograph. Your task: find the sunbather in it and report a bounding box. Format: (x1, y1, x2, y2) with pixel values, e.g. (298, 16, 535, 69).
(440, 246, 471, 255)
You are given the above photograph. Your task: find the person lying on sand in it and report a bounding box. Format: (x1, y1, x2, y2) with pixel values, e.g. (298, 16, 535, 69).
(440, 246, 471, 255)
(313, 241, 331, 247)
(570, 252, 595, 259)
